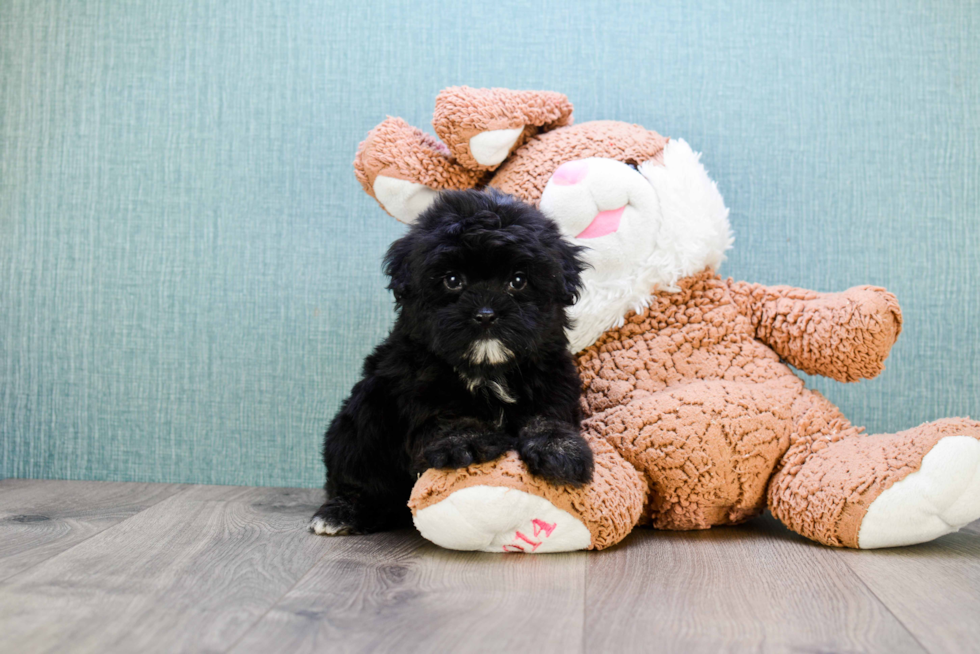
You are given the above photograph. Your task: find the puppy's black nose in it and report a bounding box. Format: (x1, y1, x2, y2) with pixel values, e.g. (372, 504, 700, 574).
(473, 307, 497, 325)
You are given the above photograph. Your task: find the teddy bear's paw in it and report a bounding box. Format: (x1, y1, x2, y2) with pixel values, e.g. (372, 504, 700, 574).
(858, 435, 980, 548)
(413, 485, 591, 553)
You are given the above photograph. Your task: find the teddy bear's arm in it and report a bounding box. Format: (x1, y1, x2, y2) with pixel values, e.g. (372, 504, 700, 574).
(727, 280, 903, 382)
(433, 87, 574, 171)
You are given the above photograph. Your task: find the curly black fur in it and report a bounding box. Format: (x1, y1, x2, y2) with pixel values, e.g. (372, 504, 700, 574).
(309, 189, 593, 536)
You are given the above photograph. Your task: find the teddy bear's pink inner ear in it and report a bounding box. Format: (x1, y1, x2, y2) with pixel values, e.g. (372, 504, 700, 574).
(433, 87, 574, 171)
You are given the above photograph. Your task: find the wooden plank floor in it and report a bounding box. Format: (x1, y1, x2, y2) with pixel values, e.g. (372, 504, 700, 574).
(1, 479, 977, 654)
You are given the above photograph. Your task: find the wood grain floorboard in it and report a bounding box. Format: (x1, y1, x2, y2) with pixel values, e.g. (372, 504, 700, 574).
(0, 479, 184, 581)
(584, 513, 926, 653)
(2, 482, 977, 654)
(837, 519, 980, 654)
(0, 484, 328, 654)
(230, 531, 587, 654)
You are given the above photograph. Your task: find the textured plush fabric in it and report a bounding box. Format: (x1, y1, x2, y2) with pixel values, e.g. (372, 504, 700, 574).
(726, 281, 904, 383)
(1, 0, 978, 486)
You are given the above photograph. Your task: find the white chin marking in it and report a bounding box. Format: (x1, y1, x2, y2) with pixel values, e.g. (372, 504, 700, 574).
(465, 338, 513, 365)
(372, 175, 439, 224)
(308, 516, 350, 536)
(858, 436, 980, 549)
(469, 127, 524, 167)
(413, 485, 591, 553)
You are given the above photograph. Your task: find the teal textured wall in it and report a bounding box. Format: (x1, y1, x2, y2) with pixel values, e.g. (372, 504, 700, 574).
(1, 0, 978, 486)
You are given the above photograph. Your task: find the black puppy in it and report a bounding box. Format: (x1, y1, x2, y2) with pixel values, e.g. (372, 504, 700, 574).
(309, 189, 593, 536)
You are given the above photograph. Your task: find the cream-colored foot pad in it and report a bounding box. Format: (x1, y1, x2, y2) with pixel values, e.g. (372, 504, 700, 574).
(413, 485, 591, 553)
(859, 436, 980, 548)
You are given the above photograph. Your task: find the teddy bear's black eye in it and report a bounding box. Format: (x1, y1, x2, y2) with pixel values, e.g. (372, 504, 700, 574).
(443, 272, 466, 291)
(509, 272, 527, 291)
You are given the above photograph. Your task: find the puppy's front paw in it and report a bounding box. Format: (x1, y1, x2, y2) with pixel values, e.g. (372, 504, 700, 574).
(519, 419, 594, 487)
(423, 431, 511, 470)
(308, 500, 359, 536)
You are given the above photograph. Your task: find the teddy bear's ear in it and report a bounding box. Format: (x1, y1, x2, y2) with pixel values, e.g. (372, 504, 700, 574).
(354, 117, 484, 224)
(432, 87, 574, 171)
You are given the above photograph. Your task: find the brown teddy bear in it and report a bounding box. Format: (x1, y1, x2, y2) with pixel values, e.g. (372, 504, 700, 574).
(352, 86, 980, 552)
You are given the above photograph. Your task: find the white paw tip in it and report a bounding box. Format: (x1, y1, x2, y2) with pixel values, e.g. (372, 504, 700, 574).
(309, 516, 350, 536)
(859, 436, 980, 549)
(469, 127, 524, 167)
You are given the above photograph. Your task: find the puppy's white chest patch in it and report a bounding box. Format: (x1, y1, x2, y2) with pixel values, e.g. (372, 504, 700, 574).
(458, 372, 517, 404)
(486, 380, 516, 404)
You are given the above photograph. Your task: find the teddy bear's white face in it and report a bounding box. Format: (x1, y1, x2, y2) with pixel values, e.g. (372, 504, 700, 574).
(539, 139, 733, 353)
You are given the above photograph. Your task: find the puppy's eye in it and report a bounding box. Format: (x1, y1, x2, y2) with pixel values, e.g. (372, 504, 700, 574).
(509, 272, 527, 291)
(443, 272, 466, 291)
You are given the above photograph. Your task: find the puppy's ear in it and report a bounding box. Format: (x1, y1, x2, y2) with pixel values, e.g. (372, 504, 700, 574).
(553, 237, 587, 307)
(433, 87, 574, 171)
(355, 117, 484, 225)
(382, 232, 415, 303)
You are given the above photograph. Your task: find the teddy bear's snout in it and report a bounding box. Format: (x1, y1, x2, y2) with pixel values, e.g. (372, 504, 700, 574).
(541, 157, 658, 245)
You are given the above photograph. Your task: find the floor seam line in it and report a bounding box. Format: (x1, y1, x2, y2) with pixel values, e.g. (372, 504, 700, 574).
(834, 550, 931, 653)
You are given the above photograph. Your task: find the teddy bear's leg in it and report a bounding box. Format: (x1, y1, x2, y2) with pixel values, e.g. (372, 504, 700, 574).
(768, 389, 980, 548)
(408, 433, 646, 552)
